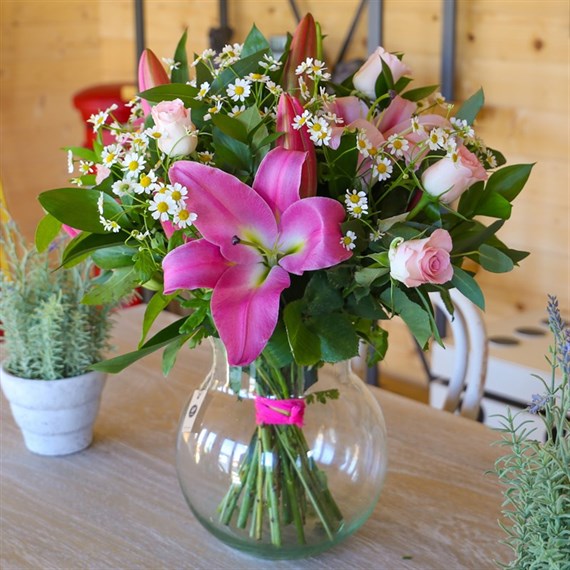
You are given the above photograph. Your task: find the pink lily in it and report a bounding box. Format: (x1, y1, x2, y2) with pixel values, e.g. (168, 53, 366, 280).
(138, 49, 170, 116)
(281, 13, 318, 93)
(162, 148, 351, 366)
(276, 94, 317, 197)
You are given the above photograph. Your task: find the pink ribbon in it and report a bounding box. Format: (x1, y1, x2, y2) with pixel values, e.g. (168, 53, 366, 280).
(254, 396, 306, 427)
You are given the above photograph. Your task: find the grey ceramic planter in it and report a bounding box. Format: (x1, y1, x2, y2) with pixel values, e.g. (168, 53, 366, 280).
(0, 366, 107, 456)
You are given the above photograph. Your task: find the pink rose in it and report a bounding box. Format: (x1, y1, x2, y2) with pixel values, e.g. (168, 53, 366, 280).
(421, 145, 488, 203)
(95, 164, 111, 185)
(151, 99, 197, 157)
(389, 229, 454, 287)
(353, 47, 412, 100)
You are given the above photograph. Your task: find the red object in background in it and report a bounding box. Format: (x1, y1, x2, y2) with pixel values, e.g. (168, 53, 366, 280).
(72, 84, 134, 148)
(72, 83, 141, 308)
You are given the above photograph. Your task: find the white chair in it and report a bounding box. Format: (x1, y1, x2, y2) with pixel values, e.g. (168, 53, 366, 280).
(428, 289, 488, 420)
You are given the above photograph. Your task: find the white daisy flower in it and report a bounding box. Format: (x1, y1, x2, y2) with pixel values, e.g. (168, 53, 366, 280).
(345, 189, 367, 208)
(341, 230, 357, 251)
(112, 179, 134, 197)
(295, 57, 313, 76)
(101, 144, 121, 167)
(78, 160, 93, 175)
(197, 151, 215, 165)
(451, 117, 475, 139)
(387, 135, 410, 158)
(166, 182, 188, 204)
(228, 105, 246, 118)
(227, 78, 252, 102)
(87, 111, 108, 132)
(196, 82, 210, 101)
(172, 208, 198, 228)
(427, 127, 447, 151)
(485, 150, 497, 169)
(348, 204, 368, 219)
(246, 72, 268, 83)
(131, 229, 150, 240)
(259, 54, 281, 71)
(149, 194, 176, 222)
(266, 81, 283, 97)
(298, 77, 311, 100)
(162, 57, 180, 72)
(134, 170, 159, 195)
(99, 216, 121, 233)
(307, 117, 332, 147)
(122, 152, 146, 179)
(356, 132, 372, 156)
(293, 110, 312, 130)
(410, 116, 424, 134)
(373, 157, 393, 181)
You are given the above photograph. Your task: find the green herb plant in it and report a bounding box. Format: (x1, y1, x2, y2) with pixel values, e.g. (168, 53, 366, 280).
(493, 295, 570, 568)
(0, 212, 114, 380)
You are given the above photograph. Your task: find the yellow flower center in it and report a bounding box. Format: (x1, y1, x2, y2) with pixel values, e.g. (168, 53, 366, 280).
(377, 163, 387, 174)
(312, 123, 322, 132)
(129, 160, 139, 171)
(140, 175, 151, 187)
(105, 153, 115, 163)
(178, 209, 190, 221)
(234, 85, 244, 95)
(171, 190, 182, 201)
(157, 202, 169, 213)
(349, 194, 360, 204)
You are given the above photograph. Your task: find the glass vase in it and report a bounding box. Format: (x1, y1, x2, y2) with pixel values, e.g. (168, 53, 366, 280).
(176, 338, 388, 559)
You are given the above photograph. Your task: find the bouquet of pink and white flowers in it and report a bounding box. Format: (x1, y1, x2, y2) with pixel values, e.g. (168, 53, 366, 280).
(37, 14, 532, 547)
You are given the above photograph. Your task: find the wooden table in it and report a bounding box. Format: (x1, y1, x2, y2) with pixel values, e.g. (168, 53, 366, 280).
(1, 306, 511, 569)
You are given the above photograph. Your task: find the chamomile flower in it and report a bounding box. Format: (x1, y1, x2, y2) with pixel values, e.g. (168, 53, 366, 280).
(216, 43, 242, 67)
(340, 230, 357, 251)
(246, 72, 268, 83)
(373, 157, 393, 181)
(97, 193, 105, 215)
(306, 59, 329, 81)
(259, 54, 281, 72)
(172, 208, 197, 228)
(130, 132, 149, 152)
(345, 189, 367, 208)
(87, 111, 108, 132)
(387, 135, 409, 158)
(197, 151, 215, 165)
(227, 78, 251, 102)
(122, 152, 146, 179)
(295, 57, 313, 75)
(410, 116, 424, 134)
(162, 57, 181, 72)
(78, 161, 93, 175)
(99, 216, 121, 233)
(293, 110, 312, 130)
(434, 92, 447, 107)
(204, 100, 223, 121)
(101, 144, 121, 167)
(144, 126, 163, 141)
(149, 193, 176, 222)
(485, 149, 497, 169)
(265, 80, 283, 97)
(318, 86, 336, 103)
(131, 229, 150, 241)
(67, 150, 74, 174)
(112, 179, 134, 197)
(356, 132, 372, 155)
(450, 117, 475, 139)
(134, 170, 159, 195)
(228, 105, 246, 118)
(427, 127, 447, 150)
(71, 177, 84, 187)
(166, 182, 188, 204)
(307, 117, 332, 147)
(191, 48, 216, 67)
(298, 77, 311, 100)
(196, 82, 210, 101)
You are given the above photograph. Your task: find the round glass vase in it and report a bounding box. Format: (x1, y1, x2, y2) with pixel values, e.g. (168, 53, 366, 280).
(176, 339, 388, 559)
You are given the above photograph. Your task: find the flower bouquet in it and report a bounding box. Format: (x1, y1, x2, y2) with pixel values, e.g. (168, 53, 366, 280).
(37, 13, 532, 556)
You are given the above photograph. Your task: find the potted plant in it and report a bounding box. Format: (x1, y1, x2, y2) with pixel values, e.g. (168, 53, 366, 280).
(0, 208, 114, 456)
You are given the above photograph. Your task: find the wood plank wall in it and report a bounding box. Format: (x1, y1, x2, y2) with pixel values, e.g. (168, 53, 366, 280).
(1, 0, 568, 316)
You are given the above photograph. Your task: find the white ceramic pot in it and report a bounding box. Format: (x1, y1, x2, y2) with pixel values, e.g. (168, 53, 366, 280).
(0, 366, 107, 456)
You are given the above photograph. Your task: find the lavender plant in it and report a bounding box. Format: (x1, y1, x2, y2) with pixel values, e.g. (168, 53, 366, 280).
(494, 295, 570, 568)
(0, 213, 114, 380)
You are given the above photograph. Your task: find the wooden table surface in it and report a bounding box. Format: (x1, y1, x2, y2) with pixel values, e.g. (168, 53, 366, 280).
(1, 306, 511, 569)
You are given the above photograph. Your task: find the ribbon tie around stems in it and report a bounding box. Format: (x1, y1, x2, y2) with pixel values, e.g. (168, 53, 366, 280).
(254, 396, 306, 427)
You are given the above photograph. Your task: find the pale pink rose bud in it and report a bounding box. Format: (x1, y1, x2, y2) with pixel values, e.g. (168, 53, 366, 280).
(421, 145, 488, 203)
(151, 99, 197, 157)
(353, 47, 412, 100)
(389, 229, 454, 287)
(95, 164, 111, 185)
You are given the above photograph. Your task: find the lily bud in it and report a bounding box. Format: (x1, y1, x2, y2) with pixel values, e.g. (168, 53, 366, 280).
(138, 49, 170, 115)
(276, 94, 317, 198)
(281, 13, 318, 93)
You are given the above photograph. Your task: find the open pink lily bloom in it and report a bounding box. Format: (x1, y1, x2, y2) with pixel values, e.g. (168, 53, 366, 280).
(162, 148, 352, 366)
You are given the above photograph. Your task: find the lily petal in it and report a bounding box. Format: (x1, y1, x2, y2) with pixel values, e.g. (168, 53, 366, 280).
(169, 161, 278, 264)
(212, 264, 290, 366)
(163, 239, 229, 294)
(377, 95, 416, 133)
(278, 197, 352, 275)
(253, 147, 306, 219)
(138, 49, 170, 116)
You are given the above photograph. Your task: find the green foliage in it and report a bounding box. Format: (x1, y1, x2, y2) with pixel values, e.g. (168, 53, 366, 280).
(493, 296, 570, 568)
(0, 215, 114, 380)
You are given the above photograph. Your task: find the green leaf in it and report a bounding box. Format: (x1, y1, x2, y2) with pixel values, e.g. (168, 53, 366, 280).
(457, 181, 485, 218)
(140, 84, 199, 108)
(61, 231, 126, 267)
(366, 326, 389, 365)
(162, 334, 191, 376)
(35, 213, 62, 253)
(91, 245, 136, 269)
(346, 293, 387, 320)
(39, 188, 129, 234)
(90, 316, 189, 373)
(402, 84, 439, 102)
(478, 244, 515, 273)
(455, 87, 484, 125)
(309, 313, 359, 362)
(451, 266, 485, 310)
(171, 30, 189, 84)
(263, 321, 294, 368)
(283, 300, 321, 366)
(475, 191, 512, 219)
(212, 114, 249, 143)
(304, 272, 343, 315)
(451, 219, 505, 254)
(141, 292, 175, 346)
(355, 267, 389, 288)
(212, 127, 252, 173)
(64, 146, 97, 162)
(381, 288, 432, 348)
(485, 164, 534, 202)
(241, 24, 271, 58)
(82, 267, 139, 305)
